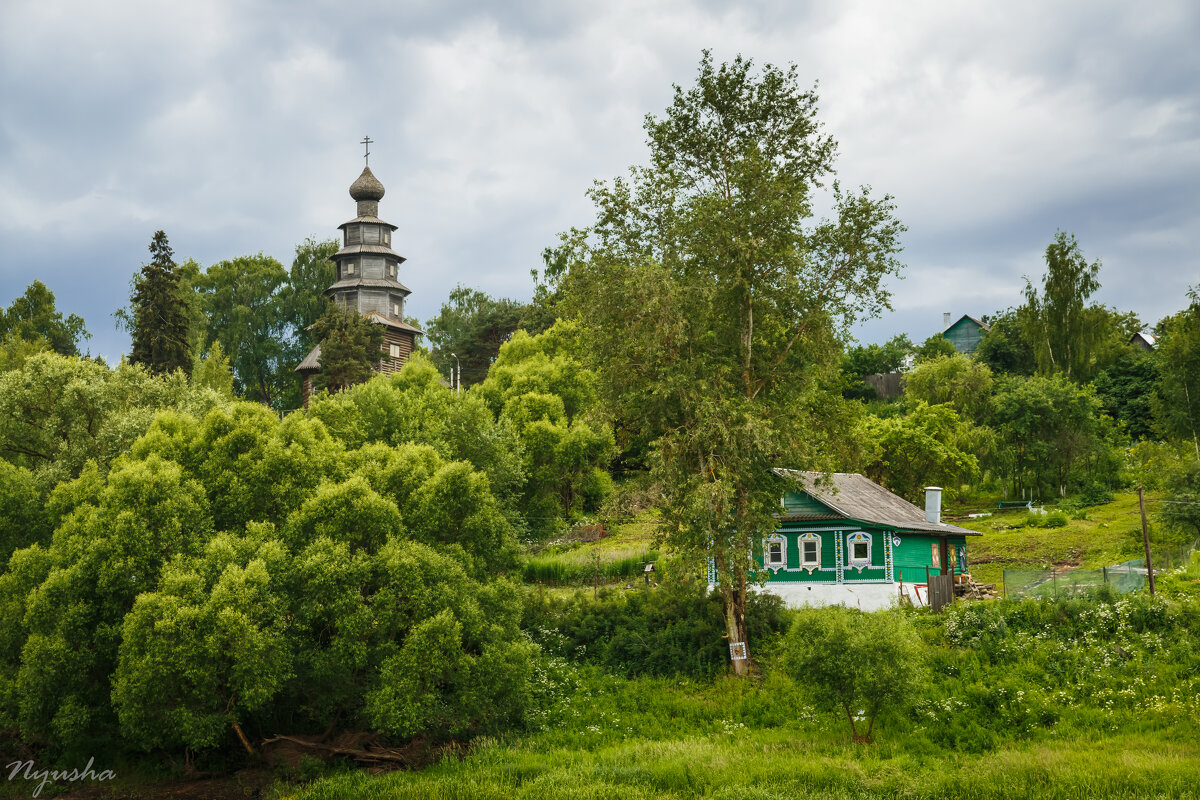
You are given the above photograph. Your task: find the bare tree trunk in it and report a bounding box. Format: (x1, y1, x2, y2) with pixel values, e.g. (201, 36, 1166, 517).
(232, 720, 255, 756)
(715, 549, 751, 676)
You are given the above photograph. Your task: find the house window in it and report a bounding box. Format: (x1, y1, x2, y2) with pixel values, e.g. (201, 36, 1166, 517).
(846, 532, 872, 570)
(799, 533, 821, 569)
(931, 542, 941, 569)
(389, 343, 401, 359)
(763, 535, 786, 571)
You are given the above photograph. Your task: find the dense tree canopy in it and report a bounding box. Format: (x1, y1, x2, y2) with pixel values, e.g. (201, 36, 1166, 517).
(195, 253, 290, 405)
(426, 285, 528, 388)
(0, 384, 532, 757)
(1153, 290, 1200, 457)
(0, 281, 90, 357)
(903, 354, 994, 424)
(478, 322, 615, 534)
(975, 309, 1035, 376)
(990, 374, 1120, 498)
(861, 401, 984, 502)
(0, 352, 224, 486)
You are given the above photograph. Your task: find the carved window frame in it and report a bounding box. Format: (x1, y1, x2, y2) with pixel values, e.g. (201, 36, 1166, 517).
(846, 531, 872, 572)
(799, 533, 822, 572)
(763, 534, 787, 572)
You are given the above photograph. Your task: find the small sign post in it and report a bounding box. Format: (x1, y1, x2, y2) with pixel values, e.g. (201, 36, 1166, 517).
(729, 641, 748, 662)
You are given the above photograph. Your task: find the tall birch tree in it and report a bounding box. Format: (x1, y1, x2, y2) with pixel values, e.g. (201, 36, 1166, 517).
(548, 53, 904, 674)
(1020, 231, 1103, 381)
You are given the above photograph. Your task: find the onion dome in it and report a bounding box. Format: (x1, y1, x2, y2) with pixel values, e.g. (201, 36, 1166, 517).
(349, 166, 385, 202)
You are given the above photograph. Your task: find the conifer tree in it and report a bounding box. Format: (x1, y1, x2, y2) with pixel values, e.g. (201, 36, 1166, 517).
(129, 231, 191, 374)
(310, 303, 385, 393)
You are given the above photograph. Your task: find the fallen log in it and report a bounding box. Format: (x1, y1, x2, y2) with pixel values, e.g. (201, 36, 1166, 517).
(261, 734, 413, 764)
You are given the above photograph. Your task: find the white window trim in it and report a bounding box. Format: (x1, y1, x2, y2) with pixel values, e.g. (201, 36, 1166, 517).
(763, 534, 787, 572)
(389, 343, 401, 358)
(846, 531, 872, 572)
(799, 532, 822, 573)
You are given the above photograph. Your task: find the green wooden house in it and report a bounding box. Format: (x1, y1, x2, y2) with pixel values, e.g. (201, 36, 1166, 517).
(736, 470, 980, 610)
(943, 314, 990, 354)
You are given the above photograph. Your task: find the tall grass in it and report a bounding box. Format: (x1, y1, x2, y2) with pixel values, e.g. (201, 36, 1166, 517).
(523, 551, 659, 585)
(285, 732, 1200, 799)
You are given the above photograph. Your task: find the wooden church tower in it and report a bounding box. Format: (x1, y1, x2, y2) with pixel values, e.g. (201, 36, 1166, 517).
(296, 144, 422, 407)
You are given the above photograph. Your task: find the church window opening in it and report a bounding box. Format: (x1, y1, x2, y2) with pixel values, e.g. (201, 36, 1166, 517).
(392, 302, 400, 316)
(389, 343, 401, 359)
(346, 262, 355, 276)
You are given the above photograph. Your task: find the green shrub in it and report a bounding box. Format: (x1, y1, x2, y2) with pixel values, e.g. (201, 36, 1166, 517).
(523, 579, 788, 678)
(780, 607, 926, 743)
(1043, 511, 1069, 528)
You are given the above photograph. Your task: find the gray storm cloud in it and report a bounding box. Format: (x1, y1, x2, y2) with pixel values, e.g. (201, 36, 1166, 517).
(1, 0, 1197, 361)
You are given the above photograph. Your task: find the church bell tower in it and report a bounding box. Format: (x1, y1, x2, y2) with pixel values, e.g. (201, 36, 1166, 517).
(296, 139, 422, 407)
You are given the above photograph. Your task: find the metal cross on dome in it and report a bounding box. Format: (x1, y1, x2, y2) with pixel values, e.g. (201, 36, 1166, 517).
(361, 136, 373, 166)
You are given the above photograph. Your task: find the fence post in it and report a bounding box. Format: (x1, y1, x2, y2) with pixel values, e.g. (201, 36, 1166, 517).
(1002, 571, 1007, 599)
(1103, 566, 1108, 585)
(1052, 570, 1057, 598)
(1139, 487, 1156, 596)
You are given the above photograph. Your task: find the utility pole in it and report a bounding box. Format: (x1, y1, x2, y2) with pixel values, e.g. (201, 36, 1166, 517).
(1139, 486, 1156, 596)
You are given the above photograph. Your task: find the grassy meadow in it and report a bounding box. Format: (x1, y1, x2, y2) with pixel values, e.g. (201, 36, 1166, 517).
(954, 491, 1157, 587)
(274, 492, 1200, 800)
(281, 585, 1200, 799)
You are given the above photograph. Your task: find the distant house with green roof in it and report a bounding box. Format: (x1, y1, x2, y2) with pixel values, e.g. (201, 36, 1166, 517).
(942, 313, 990, 354)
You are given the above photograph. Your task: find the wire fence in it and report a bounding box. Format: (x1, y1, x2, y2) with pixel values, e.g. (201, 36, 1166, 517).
(1002, 566, 1145, 599)
(1003, 538, 1198, 599)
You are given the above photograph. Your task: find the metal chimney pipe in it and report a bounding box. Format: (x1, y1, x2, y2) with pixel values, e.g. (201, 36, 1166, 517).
(943, 312, 952, 329)
(925, 487, 943, 524)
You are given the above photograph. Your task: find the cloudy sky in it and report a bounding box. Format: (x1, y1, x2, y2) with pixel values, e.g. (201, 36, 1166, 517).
(2, 0, 1198, 362)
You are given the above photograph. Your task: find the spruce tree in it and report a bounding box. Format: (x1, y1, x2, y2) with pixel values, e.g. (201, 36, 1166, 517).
(311, 303, 385, 393)
(129, 231, 191, 374)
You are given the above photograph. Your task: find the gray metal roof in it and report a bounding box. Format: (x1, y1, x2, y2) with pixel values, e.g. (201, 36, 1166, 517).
(295, 344, 321, 373)
(337, 216, 398, 232)
(332, 244, 407, 261)
(774, 469, 979, 536)
(363, 311, 423, 334)
(324, 277, 412, 295)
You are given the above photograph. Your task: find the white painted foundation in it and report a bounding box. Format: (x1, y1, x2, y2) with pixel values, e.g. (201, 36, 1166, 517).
(754, 581, 925, 612)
